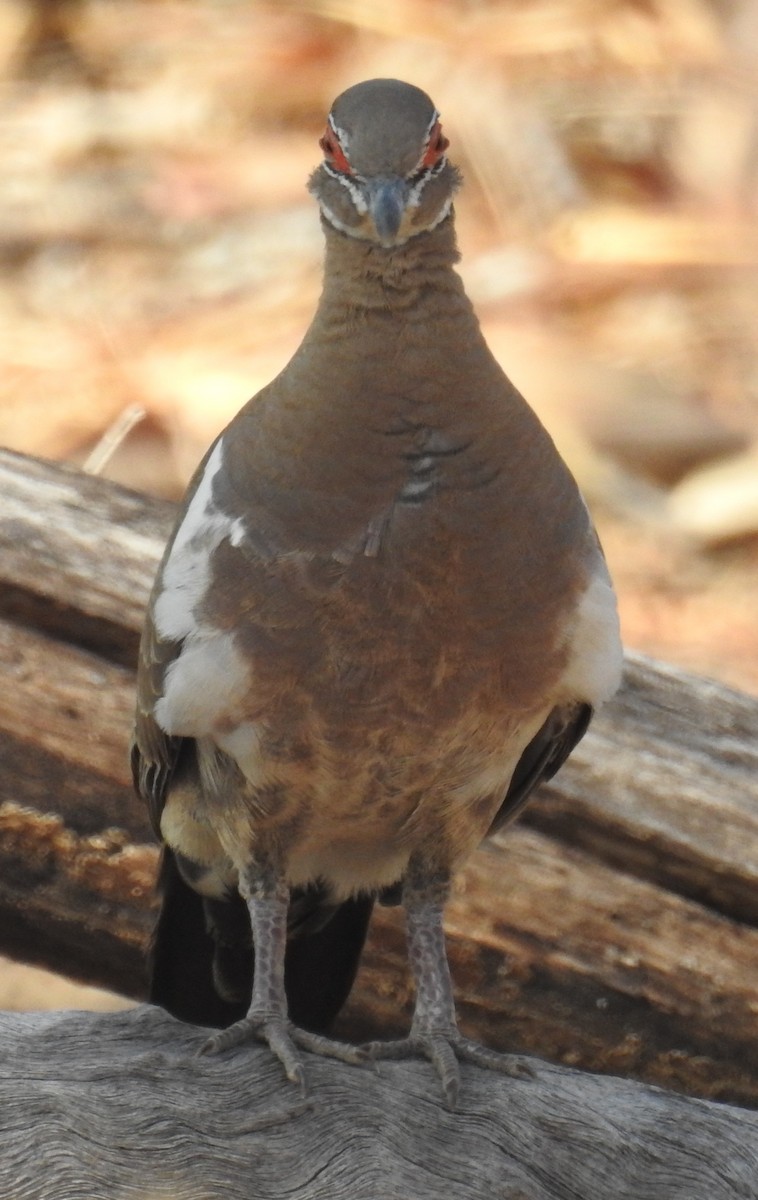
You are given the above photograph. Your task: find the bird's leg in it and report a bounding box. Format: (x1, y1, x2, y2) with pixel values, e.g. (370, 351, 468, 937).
(201, 865, 366, 1093)
(366, 869, 533, 1108)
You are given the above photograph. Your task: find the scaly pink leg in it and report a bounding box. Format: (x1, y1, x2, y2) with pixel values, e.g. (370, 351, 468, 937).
(202, 872, 365, 1094)
(366, 877, 533, 1107)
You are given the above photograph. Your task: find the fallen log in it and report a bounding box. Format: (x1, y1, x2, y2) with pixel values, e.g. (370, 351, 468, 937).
(1, 1005, 757, 1200)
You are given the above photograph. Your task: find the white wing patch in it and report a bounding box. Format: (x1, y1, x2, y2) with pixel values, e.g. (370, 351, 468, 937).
(153, 438, 231, 643)
(155, 633, 252, 737)
(559, 558, 623, 707)
(151, 435, 254, 739)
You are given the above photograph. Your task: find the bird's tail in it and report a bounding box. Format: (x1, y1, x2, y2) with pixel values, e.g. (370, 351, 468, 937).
(149, 849, 373, 1033)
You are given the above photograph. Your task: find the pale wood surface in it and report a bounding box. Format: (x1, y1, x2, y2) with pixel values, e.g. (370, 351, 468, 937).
(1, 447, 758, 1117)
(1, 1005, 757, 1200)
(0, 446, 166, 662)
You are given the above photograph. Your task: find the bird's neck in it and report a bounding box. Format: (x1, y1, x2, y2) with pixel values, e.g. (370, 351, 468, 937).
(315, 214, 470, 317)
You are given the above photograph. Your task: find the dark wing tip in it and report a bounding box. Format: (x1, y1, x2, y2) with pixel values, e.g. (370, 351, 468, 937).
(488, 701, 593, 836)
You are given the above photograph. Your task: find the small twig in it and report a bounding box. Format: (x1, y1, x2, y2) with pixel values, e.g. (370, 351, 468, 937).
(82, 405, 146, 476)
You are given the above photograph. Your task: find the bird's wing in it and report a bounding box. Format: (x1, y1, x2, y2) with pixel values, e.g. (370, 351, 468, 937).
(130, 432, 259, 837)
(130, 431, 378, 1036)
(487, 701, 592, 836)
(130, 610, 185, 839)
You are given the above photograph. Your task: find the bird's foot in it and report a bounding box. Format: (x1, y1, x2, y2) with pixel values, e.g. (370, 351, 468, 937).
(365, 1028, 533, 1109)
(201, 1014, 368, 1096)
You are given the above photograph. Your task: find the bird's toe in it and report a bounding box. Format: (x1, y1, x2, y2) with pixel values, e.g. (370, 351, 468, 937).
(450, 1033, 535, 1081)
(199, 1016, 261, 1057)
(366, 1029, 533, 1108)
(199, 1014, 307, 1092)
(290, 1026, 369, 1067)
(200, 1014, 367, 1096)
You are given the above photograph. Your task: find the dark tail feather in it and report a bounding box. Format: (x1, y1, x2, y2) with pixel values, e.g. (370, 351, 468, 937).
(149, 849, 249, 1028)
(285, 894, 374, 1032)
(149, 849, 373, 1033)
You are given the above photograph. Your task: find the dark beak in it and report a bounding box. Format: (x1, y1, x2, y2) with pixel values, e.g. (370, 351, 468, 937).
(366, 176, 410, 243)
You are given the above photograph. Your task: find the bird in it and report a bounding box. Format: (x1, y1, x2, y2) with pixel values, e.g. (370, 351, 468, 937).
(131, 77, 623, 1107)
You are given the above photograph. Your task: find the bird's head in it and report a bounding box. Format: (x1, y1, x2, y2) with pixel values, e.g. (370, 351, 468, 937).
(309, 78, 460, 249)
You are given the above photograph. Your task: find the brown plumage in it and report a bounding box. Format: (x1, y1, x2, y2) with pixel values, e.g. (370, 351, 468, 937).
(132, 78, 622, 1106)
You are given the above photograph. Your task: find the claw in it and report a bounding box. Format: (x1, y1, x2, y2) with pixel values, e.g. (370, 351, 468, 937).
(426, 1035, 460, 1108)
(200, 1013, 367, 1097)
(199, 1017, 260, 1057)
(366, 1030, 534, 1108)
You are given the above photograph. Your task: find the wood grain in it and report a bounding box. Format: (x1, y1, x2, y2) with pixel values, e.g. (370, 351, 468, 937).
(1, 1006, 757, 1200)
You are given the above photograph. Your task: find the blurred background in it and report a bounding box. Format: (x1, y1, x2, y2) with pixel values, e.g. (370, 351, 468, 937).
(1, 0, 757, 1008)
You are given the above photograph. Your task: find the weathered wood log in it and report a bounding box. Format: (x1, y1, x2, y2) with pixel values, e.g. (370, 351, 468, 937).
(1, 1006, 757, 1200)
(0, 448, 165, 666)
(1, 447, 758, 1110)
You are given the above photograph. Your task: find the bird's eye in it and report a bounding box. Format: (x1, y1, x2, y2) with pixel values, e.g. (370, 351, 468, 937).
(421, 121, 449, 169)
(319, 127, 352, 175)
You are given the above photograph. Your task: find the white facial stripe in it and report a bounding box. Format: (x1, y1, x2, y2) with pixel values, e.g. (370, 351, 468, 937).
(327, 107, 445, 185)
(327, 114, 354, 168)
(422, 109, 441, 151)
(406, 173, 427, 209)
(425, 195, 453, 231)
(318, 199, 366, 240)
(318, 104, 453, 245)
(319, 192, 453, 246)
(412, 154, 446, 183)
(407, 109, 443, 176)
(323, 165, 367, 212)
(329, 113, 348, 145)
